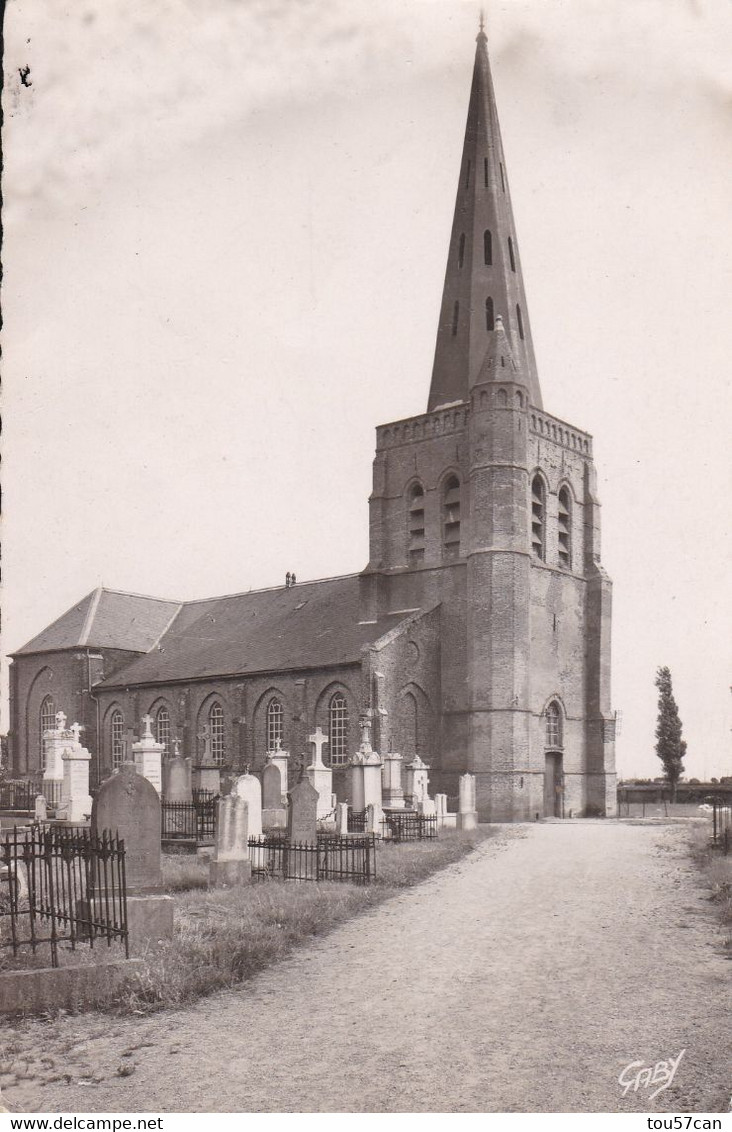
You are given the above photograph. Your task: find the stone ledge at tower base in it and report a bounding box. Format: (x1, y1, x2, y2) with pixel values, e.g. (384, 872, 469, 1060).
(0, 959, 144, 1017)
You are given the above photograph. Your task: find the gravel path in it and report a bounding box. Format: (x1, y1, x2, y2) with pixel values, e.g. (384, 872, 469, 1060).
(4, 821, 731, 1113)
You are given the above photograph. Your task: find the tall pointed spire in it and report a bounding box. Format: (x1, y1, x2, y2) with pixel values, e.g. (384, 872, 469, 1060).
(427, 20, 542, 411)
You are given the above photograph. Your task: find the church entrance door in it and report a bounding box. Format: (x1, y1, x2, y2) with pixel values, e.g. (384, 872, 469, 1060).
(543, 753, 564, 818)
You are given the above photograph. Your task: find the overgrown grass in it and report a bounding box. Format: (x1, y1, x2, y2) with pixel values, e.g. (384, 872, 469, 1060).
(689, 824, 732, 949)
(121, 828, 492, 1013)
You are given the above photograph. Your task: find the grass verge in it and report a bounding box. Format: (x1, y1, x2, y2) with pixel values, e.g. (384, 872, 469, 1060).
(119, 828, 493, 1013)
(688, 823, 732, 951)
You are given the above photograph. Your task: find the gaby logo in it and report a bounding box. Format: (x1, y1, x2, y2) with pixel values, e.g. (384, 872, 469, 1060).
(618, 1050, 686, 1102)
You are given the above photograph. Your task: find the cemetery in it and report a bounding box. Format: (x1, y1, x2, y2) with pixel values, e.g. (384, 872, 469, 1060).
(0, 708, 485, 1016)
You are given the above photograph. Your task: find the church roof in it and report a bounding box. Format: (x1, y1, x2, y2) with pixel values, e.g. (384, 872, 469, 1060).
(13, 588, 182, 656)
(428, 21, 542, 412)
(95, 574, 409, 688)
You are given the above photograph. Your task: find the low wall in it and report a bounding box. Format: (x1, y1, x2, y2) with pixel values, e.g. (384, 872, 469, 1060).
(0, 958, 144, 1017)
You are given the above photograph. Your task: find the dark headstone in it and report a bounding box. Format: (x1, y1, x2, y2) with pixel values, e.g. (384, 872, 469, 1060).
(287, 777, 318, 844)
(92, 762, 163, 894)
(262, 763, 282, 810)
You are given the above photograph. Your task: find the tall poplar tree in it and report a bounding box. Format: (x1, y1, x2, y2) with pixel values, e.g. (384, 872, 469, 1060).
(654, 666, 686, 799)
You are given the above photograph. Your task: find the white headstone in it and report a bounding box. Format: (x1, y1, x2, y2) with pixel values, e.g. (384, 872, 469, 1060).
(306, 729, 333, 819)
(233, 773, 263, 838)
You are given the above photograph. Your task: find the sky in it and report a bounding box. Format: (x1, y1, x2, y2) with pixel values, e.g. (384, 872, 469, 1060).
(2, 0, 731, 781)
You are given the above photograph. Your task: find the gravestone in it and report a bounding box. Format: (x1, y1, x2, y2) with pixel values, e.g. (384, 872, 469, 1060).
(42, 710, 71, 807)
(265, 741, 290, 802)
(193, 725, 221, 794)
(287, 777, 319, 843)
(209, 794, 252, 886)
(457, 772, 478, 832)
(382, 751, 405, 810)
(404, 756, 430, 806)
(92, 762, 173, 950)
(305, 727, 333, 820)
(262, 762, 287, 831)
(60, 729, 93, 822)
(349, 715, 383, 819)
(335, 802, 349, 836)
(164, 756, 193, 803)
(34, 794, 47, 822)
(233, 773, 263, 838)
(132, 715, 164, 794)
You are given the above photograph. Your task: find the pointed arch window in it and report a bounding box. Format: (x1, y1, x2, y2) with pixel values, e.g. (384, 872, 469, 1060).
(451, 301, 460, 337)
(531, 475, 545, 561)
(407, 482, 425, 565)
(442, 475, 461, 560)
(40, 696, 55, 760)
(209, 702, 225, 765)
(155, 707, 171, 755)
(558, 486, 572, 569)
(328, 693, 349, 768)
(545, 701, 563, 749)
(484, 230, 492, 266)
(508, 236, 516, 272)
(266, 698, 284, 751)
(111, 709, 125, 770)
(485, 296, 494, 332)
(457, 233, 465, 270)
(516, 303, 525, 340)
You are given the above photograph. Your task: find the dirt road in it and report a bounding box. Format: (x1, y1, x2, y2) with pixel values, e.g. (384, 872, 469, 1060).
(3, 821, 730, 1112)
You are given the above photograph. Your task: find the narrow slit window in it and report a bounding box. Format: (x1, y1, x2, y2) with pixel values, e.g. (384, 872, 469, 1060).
(209, 702, 225, 765)
(407, 482, 426, 565)
(484, 229, 492, 266)
(500, 162, 505, 192)
(516, 303, 525, 340)
(111, 710, 125, 770)
(558, 486, 572, 569)
(531, 475, 545, 561)
(457, 233, 465, 269)
(266, 698, 284, 751)
(508, 236, 516, 272)
(545, 702, 562, 748)
(442, 475, 461, 560)
(485, 296, 494, 332)
(452, 300, 459, 337)
(328, 694, 349, 767)
(464, 160, 471, 189)
(484, 157, 489, 187)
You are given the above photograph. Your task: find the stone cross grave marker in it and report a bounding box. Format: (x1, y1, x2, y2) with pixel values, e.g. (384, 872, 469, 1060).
(307, 727, 328, 766)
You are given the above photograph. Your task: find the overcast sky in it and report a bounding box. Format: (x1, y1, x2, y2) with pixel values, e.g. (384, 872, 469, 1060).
(3, 0, 731, 780)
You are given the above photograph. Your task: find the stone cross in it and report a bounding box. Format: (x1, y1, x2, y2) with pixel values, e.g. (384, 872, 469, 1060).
(173, 738, 182, 758)
(307, 727, 328, 767)
(55, 710, 67, 731)
(141, 713, 155, 741)
(198, 724, 213, 763)
(70, 722, 82, 745)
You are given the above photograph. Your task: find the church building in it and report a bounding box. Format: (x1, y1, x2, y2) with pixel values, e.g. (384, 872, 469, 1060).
(7, 24, 617, 820)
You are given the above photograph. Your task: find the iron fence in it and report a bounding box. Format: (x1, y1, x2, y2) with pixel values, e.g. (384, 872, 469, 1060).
(347, 809, 367, 833)
(161, 791, 217, 842)
(248, 833, 376, 884)
(708, 797, 731, 855)
(0, 825, 128, 968)
(0, 780, 41, 813)
(381, 811, 438, 842)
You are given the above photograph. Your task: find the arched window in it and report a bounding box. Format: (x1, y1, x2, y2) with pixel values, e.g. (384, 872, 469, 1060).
(209, 702, 225, 765)
(545, 702, 562, 749)
(40, 695, 55, 759)
(111, 709, 125, 770)
(558, 486, 572, 569)
(508, 236, 516, 272)
(531, 475, 545, 561)
(328, 693, 349, 767)
(457, 233, 465, 269)
(407, 482, 425, 565)
(266, 698, 284, 751)
(155, 707, 171, 755)
(484, 229, 492, 266)
(451, 300, 459, 337)
(442, 475, 461, 560)
(485, 296, 494, 332)
(516, 303, 525, 340)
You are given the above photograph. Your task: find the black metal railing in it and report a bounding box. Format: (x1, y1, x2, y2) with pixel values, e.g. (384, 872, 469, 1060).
(381, 811, 438, 842)
(0, 825, 128, 968)
(347, 809, 367, 833)
(248, 833, 376, 884)
(709, 797, 731, 855)
(161, 791, 217, 842)
(0, 780, 41, 813)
